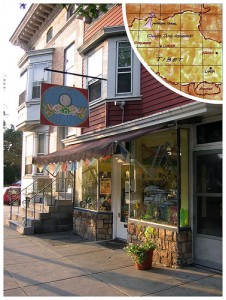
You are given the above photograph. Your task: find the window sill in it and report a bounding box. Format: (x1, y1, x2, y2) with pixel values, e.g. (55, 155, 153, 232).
(89, 96, 142, 108)
(128, 218, 178, 232)
(74, 207, 113, 214)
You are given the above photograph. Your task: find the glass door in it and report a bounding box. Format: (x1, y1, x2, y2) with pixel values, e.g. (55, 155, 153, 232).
(115, 159, 129, 240)
(193, 150, 222, 270)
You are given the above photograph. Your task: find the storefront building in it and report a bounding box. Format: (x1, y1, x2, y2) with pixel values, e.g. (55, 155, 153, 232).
(11, 4, 222, 271)
(34, 104, 222, 270)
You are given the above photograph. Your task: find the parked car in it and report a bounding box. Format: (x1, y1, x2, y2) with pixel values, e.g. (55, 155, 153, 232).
(11, 180, 21, 186)
(3, 186, 21, 205)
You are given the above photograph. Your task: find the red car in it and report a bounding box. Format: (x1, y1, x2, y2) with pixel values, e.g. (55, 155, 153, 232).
(3, 186, 21, 205)
(11, 180, 21, 186)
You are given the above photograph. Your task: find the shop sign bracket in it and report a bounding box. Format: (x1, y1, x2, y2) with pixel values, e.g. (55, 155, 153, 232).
(44, 68, 107, 81)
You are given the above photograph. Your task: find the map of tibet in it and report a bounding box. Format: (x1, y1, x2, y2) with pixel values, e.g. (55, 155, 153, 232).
(124, 4, 222, 102)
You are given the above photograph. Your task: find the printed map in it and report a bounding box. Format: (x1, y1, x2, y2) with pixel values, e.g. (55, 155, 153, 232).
(124, 4, 222, 102)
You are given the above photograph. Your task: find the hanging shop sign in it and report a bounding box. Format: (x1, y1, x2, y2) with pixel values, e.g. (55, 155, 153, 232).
(40, 83, 89, 127)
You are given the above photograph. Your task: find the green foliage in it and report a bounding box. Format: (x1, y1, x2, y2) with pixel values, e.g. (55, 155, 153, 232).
(4, 127, 22, 185)
(124, 227, 157, 264)
(76, 4, 108, 19)
(60, 4, 109, 20)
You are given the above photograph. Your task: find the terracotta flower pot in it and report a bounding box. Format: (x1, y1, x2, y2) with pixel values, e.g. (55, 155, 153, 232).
(135, 250, 154, 270)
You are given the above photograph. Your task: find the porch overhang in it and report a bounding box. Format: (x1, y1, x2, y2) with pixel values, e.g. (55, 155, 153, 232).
(32, 124, 165, 165)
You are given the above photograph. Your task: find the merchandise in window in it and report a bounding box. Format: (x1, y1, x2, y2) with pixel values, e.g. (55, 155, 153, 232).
(117, 41, 132, 94)
(77, 157, 112, 211)
(128, 129, 189, 227)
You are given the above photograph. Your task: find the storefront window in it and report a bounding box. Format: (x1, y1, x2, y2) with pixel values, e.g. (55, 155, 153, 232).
(99, 156, 112, 211)
(129, 129, 189, 227)
(76, 156, 112, 211)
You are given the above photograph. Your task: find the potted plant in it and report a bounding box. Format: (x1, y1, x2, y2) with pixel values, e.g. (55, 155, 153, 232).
(124, 226, 157, 270)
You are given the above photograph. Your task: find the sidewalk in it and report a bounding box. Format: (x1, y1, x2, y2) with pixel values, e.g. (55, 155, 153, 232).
(4, 224, 222, 297)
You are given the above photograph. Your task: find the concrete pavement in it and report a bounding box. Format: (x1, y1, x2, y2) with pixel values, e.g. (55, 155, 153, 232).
(3, 206, 223, 297)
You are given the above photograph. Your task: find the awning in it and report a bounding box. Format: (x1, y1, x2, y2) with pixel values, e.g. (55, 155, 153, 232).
(32, 124, 166, 165)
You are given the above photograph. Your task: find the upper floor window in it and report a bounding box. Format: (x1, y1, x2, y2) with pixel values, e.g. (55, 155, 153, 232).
(25, 134, 33, 175)
(116, 41, 132, 94)
(46, 27, 53, 43)
(32, 63, 48, 99)
(19, 70, 27, 106)
(64, 43, 75, 87)
(87, 48, 103, 102)
(57, 127, 68, 149)
(67, 4, 76, 20)
(38, 133, 45, 155)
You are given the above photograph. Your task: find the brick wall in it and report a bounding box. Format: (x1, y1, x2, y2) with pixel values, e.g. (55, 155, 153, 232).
(128, 221, 192, 268)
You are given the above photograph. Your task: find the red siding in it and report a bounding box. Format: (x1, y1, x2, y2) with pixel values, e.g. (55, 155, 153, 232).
(141, 66, 194, 117)
(84, 5, 124, 41)
(82, 103, 106, 134)
(107, 101, 142, 126)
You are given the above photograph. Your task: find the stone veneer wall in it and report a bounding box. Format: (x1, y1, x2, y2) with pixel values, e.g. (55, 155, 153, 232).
(73, 208, 113, 240)
(128, 221, 192, 268)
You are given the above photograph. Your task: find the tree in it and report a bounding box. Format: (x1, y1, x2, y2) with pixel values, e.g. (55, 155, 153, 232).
(4, 126, 22, 186)
(59, 4, 109, 20)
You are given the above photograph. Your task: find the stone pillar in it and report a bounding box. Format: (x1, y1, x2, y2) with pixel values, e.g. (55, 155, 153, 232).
(127, 221, 192, 268)
(73, 208, 113, 241)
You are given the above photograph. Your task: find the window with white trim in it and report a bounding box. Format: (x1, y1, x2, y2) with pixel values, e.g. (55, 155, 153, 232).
(116, 41, 132, 94)
(87, 48, 103, 102)
(32, 63, 48, 99)
(25, 135, 33, 175)
(64, 43, 75, 87)
(57, 127, 68, 149)
(46, 27, 53, 43)
(67, 4, 76, 20)
(38, 133, 45, 155)
(19, 70, 27, 106)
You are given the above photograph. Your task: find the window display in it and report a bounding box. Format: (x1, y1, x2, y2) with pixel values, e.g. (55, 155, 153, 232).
(80, 159, 98, 210)
(99, 169, 112, 211)
(77, 157, 112, 211)
(129, 129, 189, 227)
(74, 128, 189, 228)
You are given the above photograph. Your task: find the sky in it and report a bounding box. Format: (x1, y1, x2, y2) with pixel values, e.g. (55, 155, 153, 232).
(1, 2, 30, 128)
